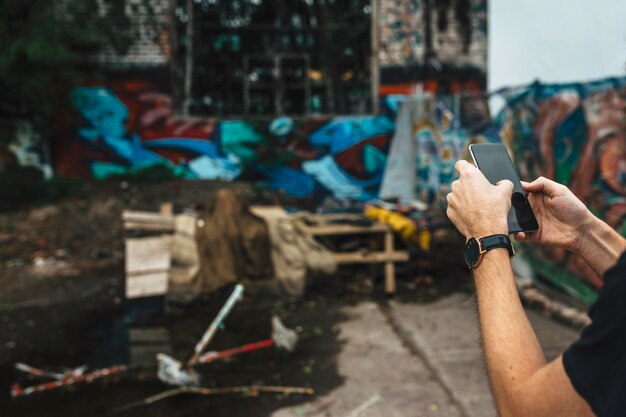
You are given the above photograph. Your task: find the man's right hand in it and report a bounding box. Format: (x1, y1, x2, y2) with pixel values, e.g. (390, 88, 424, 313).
(515, 176, 593, 254)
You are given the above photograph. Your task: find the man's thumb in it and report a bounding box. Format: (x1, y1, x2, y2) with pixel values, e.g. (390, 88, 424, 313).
(496, 180, 514, 194)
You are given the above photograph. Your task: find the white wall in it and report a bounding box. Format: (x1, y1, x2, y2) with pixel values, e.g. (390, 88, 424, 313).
(489, 0, 626, 91)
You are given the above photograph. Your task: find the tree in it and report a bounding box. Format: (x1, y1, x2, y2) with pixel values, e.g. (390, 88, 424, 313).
(0, 0, 149, 135)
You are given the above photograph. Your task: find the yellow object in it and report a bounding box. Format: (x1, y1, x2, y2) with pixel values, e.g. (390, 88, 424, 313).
(364, 206, 417, 243)
(418, 229, 432, 251)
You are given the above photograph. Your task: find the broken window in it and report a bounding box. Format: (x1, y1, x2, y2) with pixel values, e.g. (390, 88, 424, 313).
(175, 0, 373, 117)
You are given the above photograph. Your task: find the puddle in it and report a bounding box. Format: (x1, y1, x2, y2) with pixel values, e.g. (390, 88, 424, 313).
(0, 284, 349, 417)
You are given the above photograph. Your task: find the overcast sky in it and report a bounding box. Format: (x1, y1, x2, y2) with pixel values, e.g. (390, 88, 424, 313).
(489, 0, 626, 91)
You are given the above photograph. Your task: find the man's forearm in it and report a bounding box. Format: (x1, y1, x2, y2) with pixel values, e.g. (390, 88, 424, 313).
(473, 248, 546, 417)
(579, 216, 626, 277)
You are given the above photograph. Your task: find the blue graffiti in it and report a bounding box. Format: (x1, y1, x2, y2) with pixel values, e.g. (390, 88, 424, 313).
(303, 156, 383, 200)
(73, 87, 244, 180)
(309, 115, 395, 155)
(74, 88, 165, 167)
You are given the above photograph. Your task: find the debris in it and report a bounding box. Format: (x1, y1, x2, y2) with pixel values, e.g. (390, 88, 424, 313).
(197, 339, 275, 365)
(157, 284, 244, 386)
(293, 213, 408, 295)
(194, 189, 273, 294)
(156, 353, 200, 387)
(11, 364, 127, 398)
(183, 284, 244, 367)
(29, 256, 78, 277)
(197, 316, 298, 364)
(271, 316, 298, 352)
(109, 385, 315, 415)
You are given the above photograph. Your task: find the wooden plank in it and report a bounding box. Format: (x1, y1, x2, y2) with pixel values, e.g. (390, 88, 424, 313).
(250, 205, 288, 218)
(126, 271, 169, 298)
(296, 222, 389, 236)
(159, 202, 174, 216)
(125, 236, 171, 274)
(384, 231, 396, 295)
(122, 210, 175, 225)
(333, 251, 409, 264)
(124, 222, 176, 232)
(306, 213, 366, 223)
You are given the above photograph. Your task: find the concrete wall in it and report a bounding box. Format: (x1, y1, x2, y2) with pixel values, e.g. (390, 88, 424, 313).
(378, 0, 487, 95)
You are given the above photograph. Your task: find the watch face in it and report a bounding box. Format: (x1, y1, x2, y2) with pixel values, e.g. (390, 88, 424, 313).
(464, 238, 481, 268)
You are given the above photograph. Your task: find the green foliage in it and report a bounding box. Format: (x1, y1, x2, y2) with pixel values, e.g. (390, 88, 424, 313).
(0, 0, 150, 131)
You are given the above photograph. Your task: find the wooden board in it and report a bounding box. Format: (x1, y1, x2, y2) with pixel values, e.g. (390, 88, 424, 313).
(304, 213, 366, 222)
(333, 251, 409, 264)
(124, 222, 175, 232)
(295, 222, 390, 236)
(126, 271, 169, 298)
(125, 236, 171, 299)
(125, 236, 171, 275)
(122, 210, 175, 232)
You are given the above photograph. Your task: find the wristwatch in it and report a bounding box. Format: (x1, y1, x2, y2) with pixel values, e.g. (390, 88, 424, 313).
(464, 234, 515, 269)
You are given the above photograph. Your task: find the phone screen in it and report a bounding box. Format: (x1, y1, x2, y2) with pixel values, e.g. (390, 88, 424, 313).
(469, 144, 539, 234)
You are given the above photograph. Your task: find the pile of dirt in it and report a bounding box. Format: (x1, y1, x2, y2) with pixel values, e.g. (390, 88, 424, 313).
(0, 180, 276, 305)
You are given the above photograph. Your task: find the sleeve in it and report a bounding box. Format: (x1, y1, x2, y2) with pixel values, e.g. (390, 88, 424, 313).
(562, 251, 626, 417)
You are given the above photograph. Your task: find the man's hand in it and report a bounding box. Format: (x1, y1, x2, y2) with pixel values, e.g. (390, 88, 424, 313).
(515, 177, 593, 253)
(446, 160, 513, 238)
(519, 176, 626, 276)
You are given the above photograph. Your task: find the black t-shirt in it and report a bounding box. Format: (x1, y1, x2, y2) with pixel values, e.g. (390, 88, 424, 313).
(563, 251, 626, 417)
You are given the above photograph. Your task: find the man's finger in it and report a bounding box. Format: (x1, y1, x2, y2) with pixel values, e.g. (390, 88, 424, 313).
(514, 232, 526, 241)
(496, 179, 514, 194)
(522, 176, 561, 197)
(454, 160, 476, 176)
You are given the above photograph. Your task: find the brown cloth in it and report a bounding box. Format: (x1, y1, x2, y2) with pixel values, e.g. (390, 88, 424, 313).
(194, 189, 274, 293)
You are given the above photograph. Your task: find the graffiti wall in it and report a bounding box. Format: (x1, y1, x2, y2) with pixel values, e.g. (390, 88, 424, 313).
(497, 77, 626, 303)
(55, 81, 396, 200)
(56, 76, 626, 303)
(57, 80, 488, 202)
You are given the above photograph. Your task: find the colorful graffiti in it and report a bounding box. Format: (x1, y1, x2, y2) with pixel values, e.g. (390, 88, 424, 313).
(54, 75, 626, 304)
(0, 120, 52, 178)
(57, 81, 396, 200)
(500, 77, 626, 303)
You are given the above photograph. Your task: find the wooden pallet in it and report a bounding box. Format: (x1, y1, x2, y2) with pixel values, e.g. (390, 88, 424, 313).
(296, 214, 409, 295)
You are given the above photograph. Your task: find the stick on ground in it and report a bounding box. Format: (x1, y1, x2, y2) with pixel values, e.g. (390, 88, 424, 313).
(109, 385, 315, 414)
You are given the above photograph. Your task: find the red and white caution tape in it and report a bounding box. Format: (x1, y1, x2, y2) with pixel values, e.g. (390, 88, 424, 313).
(11, 365, 127, 398)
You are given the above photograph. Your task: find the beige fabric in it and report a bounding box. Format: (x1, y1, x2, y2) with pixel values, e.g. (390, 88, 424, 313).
(251, 206, 336, 297)
(167, 213, 202, 304)
(170, 213, 200, 282)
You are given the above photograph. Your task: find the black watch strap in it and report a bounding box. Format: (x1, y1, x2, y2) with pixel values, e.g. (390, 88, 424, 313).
(480, 234, 514, 257)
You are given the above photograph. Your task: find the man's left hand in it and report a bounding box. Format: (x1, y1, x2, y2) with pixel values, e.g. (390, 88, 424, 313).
(446, 160, 513, 238)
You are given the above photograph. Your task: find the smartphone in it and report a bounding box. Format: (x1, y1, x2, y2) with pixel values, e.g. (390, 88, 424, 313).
(468, 144, 539, 234)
